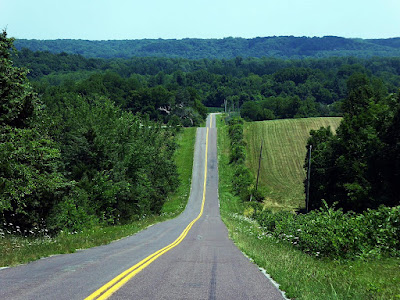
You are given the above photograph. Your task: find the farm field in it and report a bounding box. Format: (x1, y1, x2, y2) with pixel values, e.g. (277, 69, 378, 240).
(244, 117, 342, 210)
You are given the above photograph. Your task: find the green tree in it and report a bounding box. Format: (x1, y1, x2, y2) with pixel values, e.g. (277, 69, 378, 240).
(0, 31, 66, 229)
(381, 92, 400, 207)
(304, 127, 336, 210)
(305, 74, 399, 212)
(47, 94, 179, 226)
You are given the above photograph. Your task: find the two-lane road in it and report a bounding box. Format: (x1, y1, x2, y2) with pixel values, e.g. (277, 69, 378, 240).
(0, 114, 284, 299)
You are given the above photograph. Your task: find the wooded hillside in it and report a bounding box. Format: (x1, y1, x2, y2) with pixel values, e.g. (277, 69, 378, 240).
(15, 36, 400, 59)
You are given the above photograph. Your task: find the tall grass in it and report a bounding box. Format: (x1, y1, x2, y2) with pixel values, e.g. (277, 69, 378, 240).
(0, 127, 196, 267)
(244, 117, 342, 209)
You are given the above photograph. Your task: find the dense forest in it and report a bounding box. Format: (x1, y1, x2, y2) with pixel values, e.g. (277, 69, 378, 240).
(2, 29, 400, 234)
(1, 31, 179, 232)
(12, 48, 400, 124)
(14, 36, 400, 59)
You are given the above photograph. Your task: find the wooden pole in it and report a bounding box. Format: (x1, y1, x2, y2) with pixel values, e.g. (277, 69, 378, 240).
(255, 139, 264, 191)
(306, 144, 312, 213)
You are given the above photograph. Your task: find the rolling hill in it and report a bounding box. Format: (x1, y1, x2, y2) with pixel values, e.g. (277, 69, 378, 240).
(14, 36, 400, 59)
(244, 117, 342, 209)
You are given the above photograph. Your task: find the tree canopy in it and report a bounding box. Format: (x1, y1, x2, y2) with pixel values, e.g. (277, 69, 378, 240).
(305, 74, 400, 212)
(1, 31, 180, 232)
(14, 36, 400, 59)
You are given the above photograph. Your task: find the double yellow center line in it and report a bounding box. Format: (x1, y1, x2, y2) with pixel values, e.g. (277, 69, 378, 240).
(85, 116, 212, 300)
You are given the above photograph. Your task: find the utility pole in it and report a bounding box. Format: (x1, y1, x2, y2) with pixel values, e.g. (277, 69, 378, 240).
(255, 139, 264, 191)
(306, 144, 312, 213)
(250, 139, 263, 202)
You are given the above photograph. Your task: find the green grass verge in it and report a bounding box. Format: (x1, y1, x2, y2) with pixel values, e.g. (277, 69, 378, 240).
(0, 127, 197, 267)
(161, 127, 196, 215)
(244, 117, 342, 210)
(216, 115, 400, 300)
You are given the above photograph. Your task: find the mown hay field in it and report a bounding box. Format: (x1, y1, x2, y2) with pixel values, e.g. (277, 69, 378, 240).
(244, 117, 342, 210)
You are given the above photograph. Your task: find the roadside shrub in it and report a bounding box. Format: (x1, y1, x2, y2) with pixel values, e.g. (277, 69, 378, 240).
(226, 116, 265, 202)
(250, 187, 265, 202)
(48, 188, 98, 232)
(232, 165, 253, 200)
(228, 121, 246, 164)
(253, 203, 400, 259)
(228, 123, 244, 144)
(362, 205, 400, 256)
(256, 209, 293, 231)
(230, 143, 246, 164)
(227, 117, 244, 126)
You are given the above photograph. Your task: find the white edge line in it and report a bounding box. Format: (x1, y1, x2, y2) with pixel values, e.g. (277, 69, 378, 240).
(259, 267, 290, 300)
(242, 253, 290, 300)
(213, 112, 287, 299)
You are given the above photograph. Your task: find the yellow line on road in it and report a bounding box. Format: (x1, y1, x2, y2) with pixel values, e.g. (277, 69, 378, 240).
(85, 127, 210, 300)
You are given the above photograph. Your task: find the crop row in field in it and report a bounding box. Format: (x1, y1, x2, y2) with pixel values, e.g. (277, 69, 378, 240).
(244, 117, 342, 209)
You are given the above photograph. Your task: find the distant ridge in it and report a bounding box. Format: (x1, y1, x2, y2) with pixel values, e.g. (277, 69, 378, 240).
(14, 36, 400, 59)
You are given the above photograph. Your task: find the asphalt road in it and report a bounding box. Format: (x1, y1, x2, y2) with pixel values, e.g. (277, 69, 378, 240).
(0, 114, 284, 300)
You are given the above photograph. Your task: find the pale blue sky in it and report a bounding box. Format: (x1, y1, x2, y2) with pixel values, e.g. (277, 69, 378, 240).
(1, 0, 399, 40)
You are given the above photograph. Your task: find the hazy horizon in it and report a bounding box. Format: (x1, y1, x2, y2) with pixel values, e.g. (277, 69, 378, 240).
(11, 35, 400, 42)
(1, 0, 399, 40)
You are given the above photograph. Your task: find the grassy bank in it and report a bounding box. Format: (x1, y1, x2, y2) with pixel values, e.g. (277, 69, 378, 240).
(0, 127, 196, 267)
(244, 117, 342, 209)
(217, 115, 400, 299)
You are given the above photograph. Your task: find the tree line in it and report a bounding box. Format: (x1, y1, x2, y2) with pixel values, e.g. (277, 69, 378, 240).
(14, 36, 400, 59)
(1, 31, 179, 233)
(305, 73, 400, 212)
(13, 48, 400, 124)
